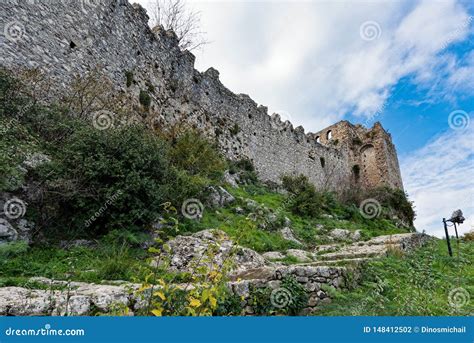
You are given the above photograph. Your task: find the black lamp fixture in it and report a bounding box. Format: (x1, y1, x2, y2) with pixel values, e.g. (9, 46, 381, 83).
(442, 209, 465, 257)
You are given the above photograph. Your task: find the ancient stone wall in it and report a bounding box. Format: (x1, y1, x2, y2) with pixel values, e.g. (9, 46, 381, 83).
(0, 0, 402, 191)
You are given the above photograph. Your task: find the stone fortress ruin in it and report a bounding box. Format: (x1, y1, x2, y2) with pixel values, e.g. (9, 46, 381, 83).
(0, 0, 403, 191)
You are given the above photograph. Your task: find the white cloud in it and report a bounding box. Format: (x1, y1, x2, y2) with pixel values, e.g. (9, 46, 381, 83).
(135, 0, 472, 131)
(401, 121, 474, 237)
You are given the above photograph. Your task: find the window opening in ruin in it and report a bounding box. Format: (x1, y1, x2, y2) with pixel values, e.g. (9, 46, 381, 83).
(69, 41, 76, 49)
(320, 157, 325, 168)
(316, 136, 320, 143)
(327, 130, 332, 140)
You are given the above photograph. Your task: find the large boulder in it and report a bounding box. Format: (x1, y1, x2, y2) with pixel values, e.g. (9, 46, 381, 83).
(207, 186, 235, 208)
(156, 229, 265, 274)
(223, 170, 239, 187)
(280, 227, 302, 245)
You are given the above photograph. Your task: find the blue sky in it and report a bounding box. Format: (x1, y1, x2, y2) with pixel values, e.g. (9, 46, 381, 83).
(136, 0, 474, 237)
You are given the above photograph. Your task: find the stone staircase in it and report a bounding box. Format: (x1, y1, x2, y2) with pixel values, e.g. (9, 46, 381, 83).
(0, 232, 431, 316)
(224, 232, 432, 315)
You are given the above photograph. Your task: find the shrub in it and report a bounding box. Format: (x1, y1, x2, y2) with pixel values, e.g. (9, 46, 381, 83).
(248, 276, 308, 315)
(139, 90, 151, 110)
(228, 158, 258, 184)
(0, 241, 29, 259)
(463, 230, 474, 241)
(342, 186, 415, 226)
(169, 130, 226, 180)
(0, 70, 227, 239)
(37, 123, 172, 236)
(281, 174, 336, 218)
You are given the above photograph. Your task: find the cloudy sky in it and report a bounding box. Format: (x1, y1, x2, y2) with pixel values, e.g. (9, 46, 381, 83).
(136, 0, 474, 237)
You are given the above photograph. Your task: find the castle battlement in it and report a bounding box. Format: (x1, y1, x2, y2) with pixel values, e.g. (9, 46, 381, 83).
(0, 0, 403, 191)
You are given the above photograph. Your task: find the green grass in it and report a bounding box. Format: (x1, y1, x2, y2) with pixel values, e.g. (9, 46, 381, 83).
(0, 242, 147, 285)
(178, 184, 409, 252)
(180, 207, 299, 252)
(318, 239, 474, 316)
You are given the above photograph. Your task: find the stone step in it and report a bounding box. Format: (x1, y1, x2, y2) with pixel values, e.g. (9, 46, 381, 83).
(318, 244, 391, 261)
(296, 257, 371, 266)
(315, 232, 432, 261)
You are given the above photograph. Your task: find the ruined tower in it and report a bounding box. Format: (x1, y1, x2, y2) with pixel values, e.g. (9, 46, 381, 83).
(313, 121, 403, 189)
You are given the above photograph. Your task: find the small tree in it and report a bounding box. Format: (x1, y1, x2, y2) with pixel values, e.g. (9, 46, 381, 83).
(149, 0, 208, 51)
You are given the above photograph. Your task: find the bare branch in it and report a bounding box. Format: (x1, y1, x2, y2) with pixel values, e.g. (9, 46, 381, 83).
(149, 0, 208, 52)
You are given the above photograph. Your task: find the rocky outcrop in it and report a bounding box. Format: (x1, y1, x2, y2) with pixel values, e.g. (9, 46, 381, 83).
(329, 228, 362, 242)
(154, 229, 265, 274)
(0, 278, 140, 316)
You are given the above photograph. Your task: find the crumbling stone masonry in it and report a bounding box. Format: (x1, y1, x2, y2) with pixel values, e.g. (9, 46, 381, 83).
(0, 0, 403, 191)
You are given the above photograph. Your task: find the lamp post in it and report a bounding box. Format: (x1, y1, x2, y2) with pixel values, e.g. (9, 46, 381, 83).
(442, 209, 465, 257)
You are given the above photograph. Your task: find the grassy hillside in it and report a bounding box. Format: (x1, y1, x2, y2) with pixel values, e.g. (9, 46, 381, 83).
(319, 238, 474, 316)
(2, 68, 471, 317)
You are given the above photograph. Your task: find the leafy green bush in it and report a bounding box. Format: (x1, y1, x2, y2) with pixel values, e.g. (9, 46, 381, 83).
(169, 130, 226, 180)
(281, 174, 336, 218)
(280, 275, 309, 315)
(340, 186, 415, 227)
(36, 123, 172, 236)
(1, 70, 227, 239)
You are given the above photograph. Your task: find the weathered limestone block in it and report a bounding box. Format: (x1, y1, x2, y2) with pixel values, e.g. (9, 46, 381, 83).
(280, 227, 302, 245)
(156, 229, 265, 274)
